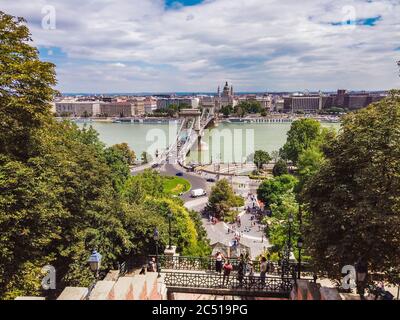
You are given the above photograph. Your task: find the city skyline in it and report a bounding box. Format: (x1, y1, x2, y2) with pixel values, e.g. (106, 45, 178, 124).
(2, 0, 400, 92)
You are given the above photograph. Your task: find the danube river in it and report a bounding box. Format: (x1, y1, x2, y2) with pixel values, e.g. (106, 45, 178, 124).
(77, 121, 340, 163)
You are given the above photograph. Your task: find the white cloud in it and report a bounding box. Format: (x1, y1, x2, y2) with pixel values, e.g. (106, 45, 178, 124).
(2, 0, 400, 92)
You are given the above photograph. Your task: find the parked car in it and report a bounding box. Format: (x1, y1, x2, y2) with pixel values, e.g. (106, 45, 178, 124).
(206, 178, 216, 183)
(151, 163, 159, 169)
(176, 172, 183, 177)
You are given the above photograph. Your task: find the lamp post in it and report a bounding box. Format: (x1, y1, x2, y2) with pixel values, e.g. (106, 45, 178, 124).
(282, 213, 294, 278)
(154, 228, 161, 278)
(167, 211, 173, 250)
(87, 250, 102, 279)
(297, 237, 303, 279)
(288, 213, 294, 252)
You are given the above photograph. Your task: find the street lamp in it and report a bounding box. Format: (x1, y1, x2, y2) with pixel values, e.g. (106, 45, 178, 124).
(288, 213, 293, 249)
(282, 213, 294, 278)
(87, 250, 102, 278)
(154, 228, 161, 278)
(167, 211, 173, 250)
(297, 237, 303, 279)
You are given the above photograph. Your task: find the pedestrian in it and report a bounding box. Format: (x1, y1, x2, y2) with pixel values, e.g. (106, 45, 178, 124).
(222, 260, 233, 287)
(139, 265, 146, 275)
(260, 257, 267, 286)
(215, 251, 224, 273)
(248, 261, 254, 287)
(148, 257, 157, 272)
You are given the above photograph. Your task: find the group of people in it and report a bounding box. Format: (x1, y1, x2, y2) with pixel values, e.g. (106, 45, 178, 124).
(214, 252, 275, 288)
(208, 214, 218, 225)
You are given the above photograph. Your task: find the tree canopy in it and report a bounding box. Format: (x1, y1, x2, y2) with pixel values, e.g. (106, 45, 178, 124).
(233, 101, 263, 117)
(0, 12, 210, 299)
(253, 150, 272, 170)
(205, 179, 244, 220)
(257, 174, 298, 209)
(301, 91, 400, 284)
(272, 159, 288, 177)
(280, 118, 323, 164)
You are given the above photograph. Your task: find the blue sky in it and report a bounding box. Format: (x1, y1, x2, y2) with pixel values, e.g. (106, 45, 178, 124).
(165, 0, 204, 8)
(2, 0, 400, 92)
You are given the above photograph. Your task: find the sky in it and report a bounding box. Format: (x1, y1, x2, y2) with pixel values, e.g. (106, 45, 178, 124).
(2, 0, 400, 93)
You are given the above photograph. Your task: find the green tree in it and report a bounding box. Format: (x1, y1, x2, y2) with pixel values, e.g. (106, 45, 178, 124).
(220, 105, 233, 117)
(257, 175, 298, 209)
(123, 170, 165, 204)
(142, 198, 210, 256)
(111, 143, 136, 166)
(0, 11, 211, 299)
(264, 191, 300, 251)
(141, 151, 149, 164)
(0, 11, 57, 160)
(280, 119, 322, 164)
(296, 144, 324, 192)
(301, 91, 400, 284)
(104, 146, 130, 192)
(271, 150, 280, 163)
(205, 179, 244, 220)
(253, 150, 272, 170)
(272, 159, 288, 177)
(233, 101, 263, 117)
(234, 105, 246, 118)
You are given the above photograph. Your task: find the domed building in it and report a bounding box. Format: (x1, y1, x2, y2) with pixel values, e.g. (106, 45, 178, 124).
(216, 81, 237, 110)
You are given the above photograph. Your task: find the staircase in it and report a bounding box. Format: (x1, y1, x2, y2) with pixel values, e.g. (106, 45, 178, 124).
(57, 271, 167, 300)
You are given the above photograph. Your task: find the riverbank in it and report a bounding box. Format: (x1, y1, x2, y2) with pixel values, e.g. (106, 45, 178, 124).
(57, 114, 341, 124)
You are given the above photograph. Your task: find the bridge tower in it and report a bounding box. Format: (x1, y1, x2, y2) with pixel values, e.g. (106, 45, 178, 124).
(179, 109, 202, 135)
(178, 109, 202, 163)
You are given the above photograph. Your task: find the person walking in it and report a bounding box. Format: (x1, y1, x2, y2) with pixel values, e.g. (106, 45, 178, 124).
(215, 251, 224, 273)
(248, 261, 255, 287)
(222, 260, 233, 287)
(260, 257, 267, 286)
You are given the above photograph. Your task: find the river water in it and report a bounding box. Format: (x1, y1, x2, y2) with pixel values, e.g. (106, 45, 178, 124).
(77, 121, 340, 164)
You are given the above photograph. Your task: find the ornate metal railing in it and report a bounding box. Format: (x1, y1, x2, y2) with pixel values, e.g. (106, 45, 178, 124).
(148, 255, 311, 276)
(163, 272, 296, 294)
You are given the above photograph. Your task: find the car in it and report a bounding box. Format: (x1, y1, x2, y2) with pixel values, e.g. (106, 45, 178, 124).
(175, 172, 183, 177)
(151, 163, 159, 168)
(206, 178, 216, 183)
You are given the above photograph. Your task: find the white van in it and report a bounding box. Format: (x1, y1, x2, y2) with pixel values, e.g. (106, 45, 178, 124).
(191, 188, 207, 198)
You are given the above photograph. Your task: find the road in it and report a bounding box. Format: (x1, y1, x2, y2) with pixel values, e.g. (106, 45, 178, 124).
(160, 163, 211, 202)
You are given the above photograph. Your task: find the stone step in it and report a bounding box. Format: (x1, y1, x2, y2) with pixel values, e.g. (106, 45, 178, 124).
(57, 287, 88, 300)
(88, 280, 115, 300)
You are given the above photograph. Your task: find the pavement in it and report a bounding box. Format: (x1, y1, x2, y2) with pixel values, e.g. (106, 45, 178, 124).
(132, 161, 270, 258)
(202, 195, 271, 259)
